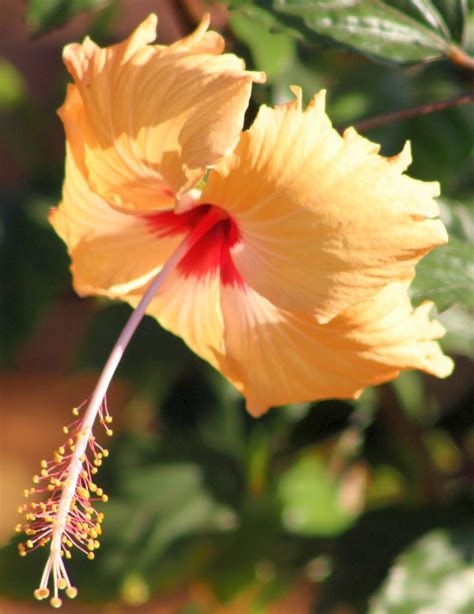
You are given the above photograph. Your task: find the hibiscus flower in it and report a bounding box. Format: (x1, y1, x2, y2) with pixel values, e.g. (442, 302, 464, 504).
(52, 16, 451, 415)
(19, 14, 452, 607)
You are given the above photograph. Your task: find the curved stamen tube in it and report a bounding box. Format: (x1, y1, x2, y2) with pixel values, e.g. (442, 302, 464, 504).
(18, 232, 198, 608)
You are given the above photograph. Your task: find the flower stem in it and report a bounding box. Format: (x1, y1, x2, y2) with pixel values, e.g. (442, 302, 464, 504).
(337, 92, 474, 134)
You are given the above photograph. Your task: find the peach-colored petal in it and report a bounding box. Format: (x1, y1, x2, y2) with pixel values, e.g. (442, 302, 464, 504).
(50, 143, 184, 298)
(217, 280, 453, 416)
(60, 14, 265, 213)
(200, 88, 447, 323)
(123, 252, 452, 416)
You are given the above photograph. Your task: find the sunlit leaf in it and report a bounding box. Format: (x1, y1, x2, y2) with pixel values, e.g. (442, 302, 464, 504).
(272, 0, 454, 63)
(369, 529, 474, 612)
(230, 1, 474, 65)
(411, 237, 474, 311)
(278, 453, 361, 536)
(318, 506, 473, 611)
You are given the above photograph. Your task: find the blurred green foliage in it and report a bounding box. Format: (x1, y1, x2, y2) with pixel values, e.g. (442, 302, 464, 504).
(1, 1, 473, 612)
(26, 0, 113, 34)
(369, 529, 474, 612)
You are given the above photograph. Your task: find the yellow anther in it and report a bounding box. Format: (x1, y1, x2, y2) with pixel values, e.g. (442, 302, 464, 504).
(54, 453, 63, 463)
(87, 540, 95, 551)
(105, 416, 113, 424)
(40, 460, 48, 469)
(89, 483, 97, 493)
(58, 578, 67, 590)
(106, 429, 113, 437)
(67, 540, 73, 548)
(96, 488, 103, 497)
(94, 540, 100, 549)
(102, 449, 109, 458)
(34, 588, 49, 600)
(26, 540, 34, 549)
(87, 552, 95, 560)
(23, 489, 30, 498)
(50, 596, 62, 608)
(72, 407, 79, 416)
(90, 529, 97, 539)
(58, 446, 65, 455)
(94, 459, 102, 467)
(32, 475, 40, 484)
(101, 494, 108, 502)
(47, 485, 54, 491)
(91, 467, 98, 474)
(65, 551, 72, 559)
(66, 587, 78, 599)
(41, 469, 48, 477)
(14, 523, 22, 533)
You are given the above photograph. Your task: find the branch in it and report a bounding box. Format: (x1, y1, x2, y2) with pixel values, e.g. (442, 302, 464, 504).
(448, 46, 474, 72)
(337, 92, 474, 134)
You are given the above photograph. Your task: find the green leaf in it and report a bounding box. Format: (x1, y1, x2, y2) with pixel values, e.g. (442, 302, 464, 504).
(369, 528, 474, 613)
(271, 0, 455, 64)
(431, 0, 470, 43)
(26, 0, 111, 33)
(438, 304, 474, 357)
(111, 464, 234, 567)
(230, 7, 296, 80)
(318, 505, 473, 611)
(277, 453, 359, 536)
(411, 237, 474, 311)
(0, 60, 26, 109)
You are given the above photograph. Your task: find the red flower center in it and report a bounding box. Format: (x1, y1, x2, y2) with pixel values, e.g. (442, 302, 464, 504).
(145, 205, 244, 287)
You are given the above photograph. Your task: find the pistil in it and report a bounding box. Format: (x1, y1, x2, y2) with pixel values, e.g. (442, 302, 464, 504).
(17, 233, 193, 608)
